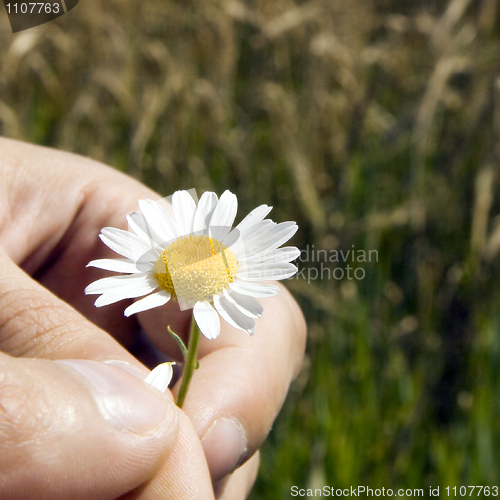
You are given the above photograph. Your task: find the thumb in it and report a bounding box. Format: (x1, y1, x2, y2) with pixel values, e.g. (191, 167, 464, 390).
(0, 355, 179, 500)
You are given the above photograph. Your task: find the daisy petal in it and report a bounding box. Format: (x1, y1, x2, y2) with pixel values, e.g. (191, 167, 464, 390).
(193, 191, 218, 233)
(235, 204, 272, 233)
(229, 280, 280, 297)
(213, 294, 256, 335)
(236, 263, 298, 281)
(193, 300, 220, 340)
(225, 290, 263, 318)
(85, 273, 152, 294)
(224, 219, 276, 258)
(144, 362, 174, 392)
(100, 228, 152, 261)
(243, 222, 298, 258)
(87, 258, 139, 273)
(126, 212, 162, 245)
(138, 199, 179, 243)
(86, 274, 158, 307)
(241, 246, 301, 265)
(173, 191, 197, 235)
(124, 291, 171, 317)
(209, 190, 238, 241)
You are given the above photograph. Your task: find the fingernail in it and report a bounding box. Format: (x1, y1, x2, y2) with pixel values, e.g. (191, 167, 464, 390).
(56, 359, 171, 434)
(201, 418, 248, 482)
(103, 359, 149, 380)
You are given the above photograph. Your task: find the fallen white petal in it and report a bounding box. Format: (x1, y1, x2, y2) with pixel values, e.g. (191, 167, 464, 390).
(144, 362, 175, 392)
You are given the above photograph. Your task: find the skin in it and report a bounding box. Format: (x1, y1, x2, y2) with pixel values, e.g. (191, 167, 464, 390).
(0, 137, 306, 500)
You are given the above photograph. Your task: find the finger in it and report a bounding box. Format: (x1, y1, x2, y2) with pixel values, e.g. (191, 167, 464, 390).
(216, 453, 260, 500)
(121, 412, 215, 500)
(139, 283, 306, 483)
(0, 355, 178, 500)
(0, 244, 143, 364)
(0, 137, 154, 346)
(0, 247, 214, 499)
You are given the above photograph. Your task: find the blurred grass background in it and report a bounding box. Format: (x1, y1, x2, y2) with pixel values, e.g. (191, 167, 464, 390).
(1, 0, 500, 497)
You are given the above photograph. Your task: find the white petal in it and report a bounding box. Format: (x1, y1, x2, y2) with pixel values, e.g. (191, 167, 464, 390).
(242, 222, 298, 258)
(241, 246, 300, 265)
(87, 258, 139, 273)
(100, 227, 153, 261)
(193, 300, 220, 340)
(225, 290, 263, 318)
(85, 273, 151, 294)
(172, 191, 197, 235)
(193, 191, 218, 233)
(126, 212, 162, 245)
(138, 199, 179, 243)
(229, 280, 280, 298)
(86, 274, 158, 307)
(209, 190, 237, 241)
(225, 220, 276, 257)
(236, 263, 297, 281)
(144, 362, 174, 392)
(124, 290, 171, 316)
(235, 204, 272, 233)
(213, 294, 256, 335)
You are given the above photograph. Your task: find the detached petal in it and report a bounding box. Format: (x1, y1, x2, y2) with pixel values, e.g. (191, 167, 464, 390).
(144, 362, 174, 392)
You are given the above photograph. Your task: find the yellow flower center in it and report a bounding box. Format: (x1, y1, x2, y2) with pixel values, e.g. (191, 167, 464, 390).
(154, 234, 238, 303)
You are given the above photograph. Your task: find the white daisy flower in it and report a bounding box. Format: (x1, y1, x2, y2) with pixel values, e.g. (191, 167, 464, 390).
(85, 190, 299, 340)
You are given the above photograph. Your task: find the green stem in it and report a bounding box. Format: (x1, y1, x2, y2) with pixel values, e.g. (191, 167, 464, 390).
(176, 317, 200, 408)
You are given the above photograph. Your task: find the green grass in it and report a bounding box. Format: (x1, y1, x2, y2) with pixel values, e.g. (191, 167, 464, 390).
(1, 0, 500, 497)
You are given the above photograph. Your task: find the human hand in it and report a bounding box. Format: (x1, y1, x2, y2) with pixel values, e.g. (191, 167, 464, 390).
(0, 137, 306, 499)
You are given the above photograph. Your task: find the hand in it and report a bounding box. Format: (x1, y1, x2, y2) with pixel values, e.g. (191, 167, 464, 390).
(0, 137, 306, 499)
